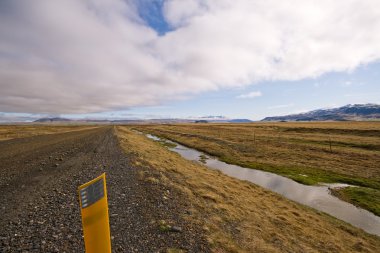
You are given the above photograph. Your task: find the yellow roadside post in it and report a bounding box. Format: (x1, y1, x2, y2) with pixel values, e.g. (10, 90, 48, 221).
(78, 173, 111, 253)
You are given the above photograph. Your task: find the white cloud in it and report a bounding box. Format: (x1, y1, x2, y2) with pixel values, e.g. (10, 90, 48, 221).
(0, 112, 46, 123)
(268, 103, 294, 109)
(344, 92, 380, 98)
(237, 91, 262, 99)
(0, 0, 380, 113)
(342, 81, 352, 87)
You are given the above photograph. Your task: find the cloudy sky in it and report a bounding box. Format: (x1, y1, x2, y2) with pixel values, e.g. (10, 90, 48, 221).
(1, 0, 380, 121)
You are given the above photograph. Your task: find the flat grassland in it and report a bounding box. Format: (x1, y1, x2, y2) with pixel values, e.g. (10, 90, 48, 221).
(0, 125, 98, 141)
(2, 124, 379, 252)
(117, 126, 380, 252)
(132, 122, 380, 216)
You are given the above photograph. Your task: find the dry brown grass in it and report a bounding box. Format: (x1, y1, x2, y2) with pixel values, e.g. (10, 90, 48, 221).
(0, 125, 99, 141)
(116, 126, 380, 253)
(131, 122, 380, 184)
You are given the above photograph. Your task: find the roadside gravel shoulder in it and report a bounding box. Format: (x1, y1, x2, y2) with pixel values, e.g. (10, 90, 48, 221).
(0, 127, 210, 252)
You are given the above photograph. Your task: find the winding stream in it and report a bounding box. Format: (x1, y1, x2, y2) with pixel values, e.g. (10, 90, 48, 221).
(146, 133, 380, 236)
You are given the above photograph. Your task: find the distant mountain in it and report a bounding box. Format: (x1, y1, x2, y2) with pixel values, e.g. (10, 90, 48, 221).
(195, 120, 209, 123)
(34, 117, 72, 123)
(262, 104, 380, 122)
(199, 115, 226, 119)
(187, 115, 252, 123)
(31, 116, 254, 124)
(228, 119, 253, 123)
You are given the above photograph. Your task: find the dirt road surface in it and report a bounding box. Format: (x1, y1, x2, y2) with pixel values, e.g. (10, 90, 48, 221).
(0, 127, 210, 252)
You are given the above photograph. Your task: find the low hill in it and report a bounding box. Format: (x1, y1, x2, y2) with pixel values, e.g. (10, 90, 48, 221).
(228, 119, 253, 123)
(262, 104, 380, 121)
(34, 117, 72, 123)
(32, 117, 253, 124)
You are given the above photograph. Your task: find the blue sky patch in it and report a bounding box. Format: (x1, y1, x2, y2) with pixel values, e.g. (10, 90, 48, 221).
(135, 0, 171, 35)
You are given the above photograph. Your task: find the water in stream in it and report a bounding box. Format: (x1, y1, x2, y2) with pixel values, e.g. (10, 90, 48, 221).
(146, 134, 380, 236)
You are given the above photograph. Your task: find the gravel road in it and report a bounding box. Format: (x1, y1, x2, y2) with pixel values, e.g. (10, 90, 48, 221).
(0, 127, 210, 253)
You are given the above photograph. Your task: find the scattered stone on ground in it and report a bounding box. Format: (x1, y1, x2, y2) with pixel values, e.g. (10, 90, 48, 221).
(0, 127, 210, 252)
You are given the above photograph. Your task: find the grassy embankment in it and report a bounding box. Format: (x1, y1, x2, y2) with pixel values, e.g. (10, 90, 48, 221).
(132, 122, 380, 216)
(0, 125, 99, 141)
(116, 126, 380, 252)
(331, 187, 380, 217)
